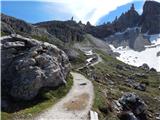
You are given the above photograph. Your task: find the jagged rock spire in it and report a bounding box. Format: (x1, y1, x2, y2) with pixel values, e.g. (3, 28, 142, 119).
(78, 20, 82, 24)
(131, 3, 135, 11)
(71, 16, 74, 21)
(86, 21, 91, 26)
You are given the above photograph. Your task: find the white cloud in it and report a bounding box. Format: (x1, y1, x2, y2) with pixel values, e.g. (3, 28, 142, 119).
(40, 0, 146, 25)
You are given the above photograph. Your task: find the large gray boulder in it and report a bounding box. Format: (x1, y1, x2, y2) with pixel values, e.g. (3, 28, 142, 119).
(1, 35, 71, 100)
(120, 93, 147, 120)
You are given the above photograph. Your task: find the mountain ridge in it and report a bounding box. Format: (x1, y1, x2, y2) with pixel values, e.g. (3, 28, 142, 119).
(1, 0, 160, 51)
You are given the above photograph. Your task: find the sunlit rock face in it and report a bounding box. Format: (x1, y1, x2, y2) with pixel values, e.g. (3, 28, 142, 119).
(1, 35, 71, 100)
(139, 0, 160, 34)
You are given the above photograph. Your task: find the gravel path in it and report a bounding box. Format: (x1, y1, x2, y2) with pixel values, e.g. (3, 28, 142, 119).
(35, 72, 94, 120)
(91, 54, 103, 66)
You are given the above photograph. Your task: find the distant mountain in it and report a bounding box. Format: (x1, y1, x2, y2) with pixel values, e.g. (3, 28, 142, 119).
(97, 1, 144, 25)
(139, 0, 160, 34)
(86, 1, 160, 37)
(112, 4, 140, 32)
(85, 1, 160, 50)
(1, 0, 160, 52)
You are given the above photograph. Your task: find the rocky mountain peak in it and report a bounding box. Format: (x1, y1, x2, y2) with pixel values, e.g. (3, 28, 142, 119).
(130, 3, 135, 11)
(139, 0, 160, 34)
(86, 21, 92, 26)
(143, 0, 160, 15)
(113, 4, 140, 32)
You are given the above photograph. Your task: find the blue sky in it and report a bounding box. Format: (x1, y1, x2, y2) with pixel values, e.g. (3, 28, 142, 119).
(1, 1, 73, 24)
(1, 0, 160, 25)
(97, 1, 144, 25)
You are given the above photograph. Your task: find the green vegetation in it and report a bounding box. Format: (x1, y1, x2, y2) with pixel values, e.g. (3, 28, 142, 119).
(31, 35, 49, 42)
(1, 31, 9, 36)
(1, 74, 73, 120)
(70, 49, 87, 69)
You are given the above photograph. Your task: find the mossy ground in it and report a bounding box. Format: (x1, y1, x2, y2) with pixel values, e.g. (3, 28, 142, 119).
(1, 74, 73, 120)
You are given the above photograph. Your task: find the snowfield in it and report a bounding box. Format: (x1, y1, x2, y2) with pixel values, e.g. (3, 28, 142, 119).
(109, 37, 160, 72)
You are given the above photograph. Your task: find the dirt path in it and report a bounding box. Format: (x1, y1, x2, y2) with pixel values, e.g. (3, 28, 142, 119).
(91, 54, 102, 66)
(77, 53, 103, 71)
(35, 72, 94, 120)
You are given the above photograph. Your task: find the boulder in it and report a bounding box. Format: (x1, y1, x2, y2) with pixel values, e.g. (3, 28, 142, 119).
(157, 51, 160, 57)
(118, 111, 138, 120)
(134, 73, 148, 79)
(113, 93, 148, 120)
(134, 83, 146, 91)
(139, 63, 150, 71)
(116, 64, 124, 70)
(1, 35, 71, 100)
(150, 68, 157, 72)
(119, 93, 147, 115)
(156, 113, 160, 120)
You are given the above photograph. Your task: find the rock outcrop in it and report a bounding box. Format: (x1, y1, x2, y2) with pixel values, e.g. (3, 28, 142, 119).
(139, 0, 160, 34)
(1, 14, 49, 36)
(1, 35, 71, 100)
(105, 27, 150, 51)
(113, 93, 148, 120)
(85, 1, 160, 41)
(1, 14, 63, 48)
(113, 4, 140, 32)
(85, 4, 140, 39)
(35, 20, 85, 42)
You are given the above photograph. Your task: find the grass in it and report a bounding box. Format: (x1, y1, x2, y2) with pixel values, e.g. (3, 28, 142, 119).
(70, 49, 87, 69)
(1, 73, 73, 120)
(92, 81, 108, 120)
(1, 31, 9, 36)
(31, 35, 49, 42)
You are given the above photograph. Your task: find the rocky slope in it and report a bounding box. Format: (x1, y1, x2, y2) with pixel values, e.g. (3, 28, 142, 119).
(79, 50, 160, 120)
(105, 27, 151, 51)
(1, 14, 49, 37)
(1, 35, 71, 101)
(1, 13, 63, 48)
(35, 20, 85, 42)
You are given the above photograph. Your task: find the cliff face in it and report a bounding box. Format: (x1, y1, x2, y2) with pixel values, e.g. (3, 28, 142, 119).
(1, 14, 50, 37)
(86, 1, 160, 38)
(84, 1, 159, 50)
(85, 4, 140, 38)
(35, 20, 85, 43)
(113, 4, 140, 32)
(139, 0, 160, 34)
(105, 27, 150, 51)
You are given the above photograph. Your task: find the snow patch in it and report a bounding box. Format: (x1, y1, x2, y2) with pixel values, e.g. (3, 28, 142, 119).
(110, 42, 160, 72)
